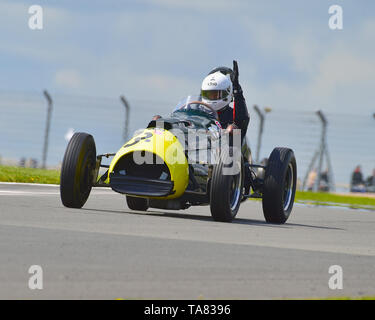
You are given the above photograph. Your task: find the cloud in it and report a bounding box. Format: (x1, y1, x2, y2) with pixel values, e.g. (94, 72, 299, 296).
(0, 0, 374, 116)
(235, 12, 375, 113)
(315, 52, 375, 89)
(143, 74, 196, 92)
(0, 1, 95, 70)
(144, 0, 243, 11)
(55, 69, 83, 89)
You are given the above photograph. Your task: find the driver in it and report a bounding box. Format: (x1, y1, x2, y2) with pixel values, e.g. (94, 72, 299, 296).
(203, 61, 253, 195)
(201, 60, 249, 141)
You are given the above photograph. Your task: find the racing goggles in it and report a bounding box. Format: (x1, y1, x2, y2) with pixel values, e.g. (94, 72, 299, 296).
(201, 89, 229, 101)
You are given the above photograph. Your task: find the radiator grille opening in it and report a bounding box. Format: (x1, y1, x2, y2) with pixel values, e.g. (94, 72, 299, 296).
(113, 152, 171, 181)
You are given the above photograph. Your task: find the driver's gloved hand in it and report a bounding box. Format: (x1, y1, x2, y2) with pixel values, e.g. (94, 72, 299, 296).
(232, 60, 243, 95)
(225, 123, 239, 133)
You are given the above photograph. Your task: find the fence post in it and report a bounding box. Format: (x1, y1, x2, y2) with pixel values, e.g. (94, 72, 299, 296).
(303, 110, 335, 192)
(315, 110, 327, 191)
(253, 105, 271, 163)
(253, 105, 264, 164)
(120, 95, 130, 143)
(42, 90, 53, 169)
(302, 150, 319, 191)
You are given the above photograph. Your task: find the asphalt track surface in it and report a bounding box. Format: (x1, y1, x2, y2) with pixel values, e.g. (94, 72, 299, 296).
(0, 182, 374, 299)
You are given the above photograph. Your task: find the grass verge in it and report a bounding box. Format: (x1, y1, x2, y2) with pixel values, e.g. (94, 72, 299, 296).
(0, 165, 60, 184)
(296, 191, 375, 210)
(310, 296, 375, 300)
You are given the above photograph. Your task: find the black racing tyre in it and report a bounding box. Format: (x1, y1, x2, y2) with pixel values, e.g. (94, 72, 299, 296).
(126, 196, 149, 211)
(210, 147, 244, 222)
(262, 147, 297, 224)
(60, 132, 96, 208)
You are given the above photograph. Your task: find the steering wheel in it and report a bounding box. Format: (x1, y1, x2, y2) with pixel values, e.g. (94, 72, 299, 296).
(179, 101, 219, 120)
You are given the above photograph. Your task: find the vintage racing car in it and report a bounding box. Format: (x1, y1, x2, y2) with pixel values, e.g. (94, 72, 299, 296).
(60, 96, 297, 224)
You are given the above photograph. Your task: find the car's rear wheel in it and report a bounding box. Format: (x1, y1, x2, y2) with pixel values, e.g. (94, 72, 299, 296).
(126, 196, 149, 211)
(60, 132, 96, 208)
(210, 147, 244, 222)
(262, 147, 297, 224)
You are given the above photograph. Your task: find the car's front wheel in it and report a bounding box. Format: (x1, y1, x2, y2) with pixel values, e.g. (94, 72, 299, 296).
(60, 132, 96, 208)
(210, 147, 244, 222)
(262, 147, 297, 224)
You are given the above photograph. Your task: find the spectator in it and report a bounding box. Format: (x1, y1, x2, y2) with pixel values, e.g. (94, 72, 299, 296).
(319, 169, 329, 192)
(19, 157, 26, 168)
(307, 168, 317, 191)
(366, 169, 375, 193)
(350, 165, 366, 192)
(30, 158, 38, 169)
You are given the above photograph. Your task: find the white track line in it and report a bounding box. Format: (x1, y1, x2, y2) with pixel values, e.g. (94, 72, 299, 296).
(0, 182, 59, 187)
(0, 190, 114, 196)
(0, 182, 114, 196)
(0, 190, 59, 196)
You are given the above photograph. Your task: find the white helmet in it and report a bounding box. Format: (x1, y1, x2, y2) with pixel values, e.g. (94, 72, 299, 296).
(201, 71, 233, 111)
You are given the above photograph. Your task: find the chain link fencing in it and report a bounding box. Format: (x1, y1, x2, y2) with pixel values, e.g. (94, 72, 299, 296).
(0, 91, 374, 192)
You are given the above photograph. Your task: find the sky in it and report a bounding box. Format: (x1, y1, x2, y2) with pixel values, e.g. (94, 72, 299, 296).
(1, 0, 374, 115)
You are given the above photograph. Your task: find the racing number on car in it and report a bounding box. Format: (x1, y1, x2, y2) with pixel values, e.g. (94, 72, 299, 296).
(124, 132, 153, 148)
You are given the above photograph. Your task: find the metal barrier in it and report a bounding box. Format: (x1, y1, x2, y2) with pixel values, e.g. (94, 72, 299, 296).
(0, 90, 374, 192)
